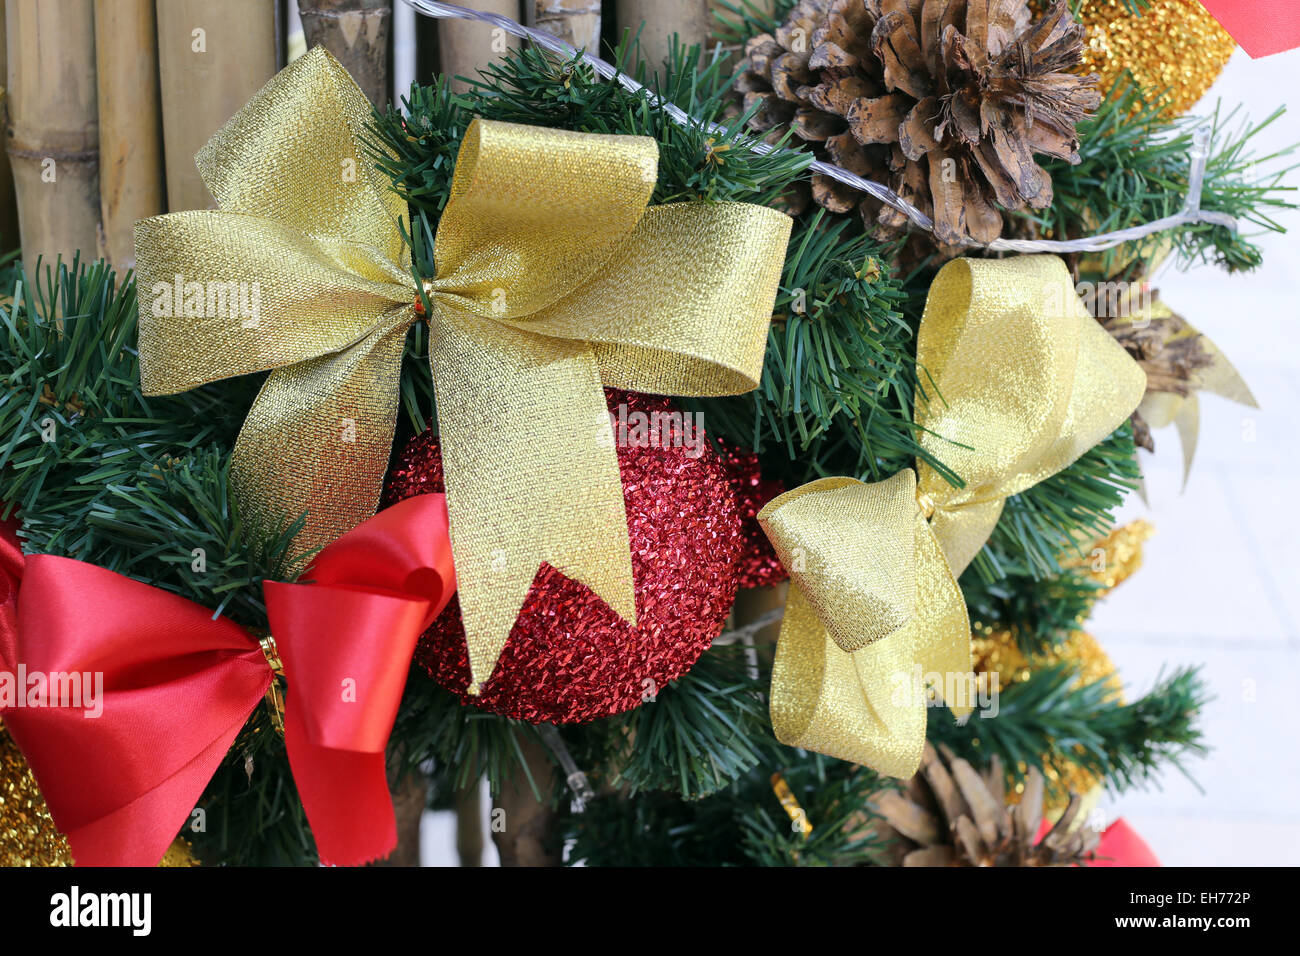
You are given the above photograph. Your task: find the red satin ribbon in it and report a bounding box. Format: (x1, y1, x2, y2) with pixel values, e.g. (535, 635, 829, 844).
(0, 494, 454, 867)
(1199, 1, 1300, 58)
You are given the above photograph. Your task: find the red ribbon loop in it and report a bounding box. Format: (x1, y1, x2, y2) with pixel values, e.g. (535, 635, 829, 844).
(0, 494, 454, 867)
(267, 494, 455, 864)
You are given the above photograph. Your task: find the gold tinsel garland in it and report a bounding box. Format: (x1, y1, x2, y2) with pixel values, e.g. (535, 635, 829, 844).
(0, 723, 68, 867)
(1, 722, 200, 866)
(1074, 0, 1237, 116)
(1065, 518, 1155, 597)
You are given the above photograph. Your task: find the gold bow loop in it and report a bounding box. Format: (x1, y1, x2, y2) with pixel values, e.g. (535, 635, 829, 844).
(758, 473, 972, 778)
(758, 255, 1146, 779)
(134, 47, 792, 692)
(914, 256, 1149, 576)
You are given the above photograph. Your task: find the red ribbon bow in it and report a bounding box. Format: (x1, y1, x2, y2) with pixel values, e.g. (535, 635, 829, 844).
(0, 495, 454, 866)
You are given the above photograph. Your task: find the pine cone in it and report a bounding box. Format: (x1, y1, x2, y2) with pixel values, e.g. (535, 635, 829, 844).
(735, 0, 1098, 245)
(872, 743, 1101, 866)
(1100, 300, 1214, 398)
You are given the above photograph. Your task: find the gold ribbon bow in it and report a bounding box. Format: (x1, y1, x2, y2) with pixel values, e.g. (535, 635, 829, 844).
(757, 256, 1147, 778)
(134, 47, 791, 691)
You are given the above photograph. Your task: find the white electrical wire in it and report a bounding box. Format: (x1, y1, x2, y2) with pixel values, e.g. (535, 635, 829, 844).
(401, 0, 1237, 254)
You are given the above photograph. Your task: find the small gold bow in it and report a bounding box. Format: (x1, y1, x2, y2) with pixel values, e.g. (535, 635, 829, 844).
(758, 256, 1147, 778)
(134, 48, 791, 691)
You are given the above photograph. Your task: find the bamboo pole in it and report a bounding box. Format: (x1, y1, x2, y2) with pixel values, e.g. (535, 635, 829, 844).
(94, 0, 164, 270)
(491, 734, 560, 867)
(730, 580, 787, 651)
(155, 0, 277, 212)
(615, 0, 711, 69)
(297, 0, 391, 106)
(0, 3, 18, 254)
(454, 783, 484, 866)
(4, 0, 99, 272)
(370, 752, 428, 867)
(709, 0, 775, 24)
(525, 0, 600, 50)
(436, 0, 520, 93)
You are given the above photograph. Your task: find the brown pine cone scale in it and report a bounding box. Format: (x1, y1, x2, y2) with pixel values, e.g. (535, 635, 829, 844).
(735, 0, 1098, 247)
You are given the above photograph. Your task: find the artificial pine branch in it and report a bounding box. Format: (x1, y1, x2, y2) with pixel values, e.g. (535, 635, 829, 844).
(561, 753, 888, 867)
(0, 258, 301, 626)
(192, 739, 316, 867)
(1025, 83, 1297, 275)
(962, 564, 1103, 659)
(929, 662, 1210, 803)
(694, 215, 937, 488)
(567, 644, 778, 800)
(394, 674, 546, 799)
(711, 0, 794, 50)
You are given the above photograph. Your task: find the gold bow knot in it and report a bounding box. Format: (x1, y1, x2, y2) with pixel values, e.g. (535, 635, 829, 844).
(134, 47, 791, 691)
(758, 256, 1147, 778)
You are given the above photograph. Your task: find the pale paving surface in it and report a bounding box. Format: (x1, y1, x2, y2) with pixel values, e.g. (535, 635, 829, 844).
(420, 46, 1300, 867)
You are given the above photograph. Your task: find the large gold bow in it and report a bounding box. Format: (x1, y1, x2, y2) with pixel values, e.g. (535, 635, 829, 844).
(134, 48, 791, 691)
(757, 256, 1147, 778)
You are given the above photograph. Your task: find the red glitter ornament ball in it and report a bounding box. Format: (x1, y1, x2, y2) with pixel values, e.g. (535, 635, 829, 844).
(383, 390, 747, 724)
(718, 442, 789, 591)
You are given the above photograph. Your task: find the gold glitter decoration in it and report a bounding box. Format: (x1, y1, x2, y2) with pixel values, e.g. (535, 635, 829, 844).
(1075, 0, 1237, 117)
(1067, 518, 1155, 595)
(968, 519, 1154, 805)
(757, 256, 1146, 779)
(2, 722, 201, 867)
(968, 519, 1154, 808)
(1, 722, 71, 867)
(133, 47, 790, 694)
(770, 773, 813, 838)
(159, 837, 201, 867)
(973, 628, 1121, 696)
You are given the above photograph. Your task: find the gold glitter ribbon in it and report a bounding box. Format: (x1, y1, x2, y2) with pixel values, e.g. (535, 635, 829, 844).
(134, 48, 791, 691)
(758, 256, 1146, 778)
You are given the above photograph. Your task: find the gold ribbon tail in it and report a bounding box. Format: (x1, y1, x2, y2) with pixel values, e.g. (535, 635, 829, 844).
(428, 312, 635, 692)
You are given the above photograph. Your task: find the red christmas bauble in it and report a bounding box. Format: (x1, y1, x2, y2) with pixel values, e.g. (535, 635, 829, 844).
(384, 390, 752, 723)
(717, 443, 789, 591)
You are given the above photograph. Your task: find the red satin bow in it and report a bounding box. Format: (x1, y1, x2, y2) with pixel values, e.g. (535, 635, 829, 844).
(0, 494, 454, 867)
